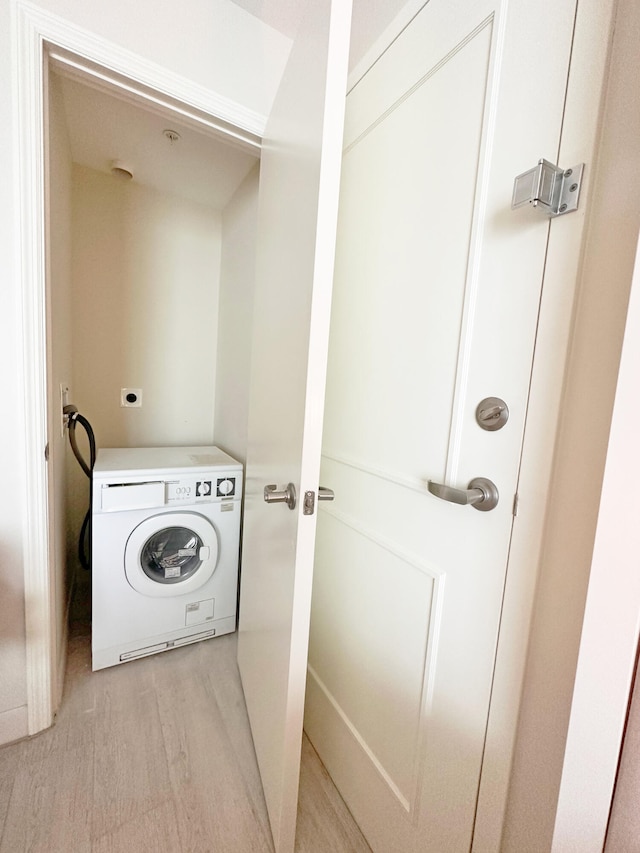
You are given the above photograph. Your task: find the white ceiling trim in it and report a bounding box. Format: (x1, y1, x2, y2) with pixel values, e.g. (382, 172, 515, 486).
(16, 0, 269, 139)
(48, 48, 262, 153)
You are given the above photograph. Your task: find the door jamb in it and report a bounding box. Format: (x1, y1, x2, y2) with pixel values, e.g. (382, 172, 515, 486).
(13, 0, 265, 734)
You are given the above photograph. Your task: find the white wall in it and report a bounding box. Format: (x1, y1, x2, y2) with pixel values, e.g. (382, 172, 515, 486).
(214, 164, 259, 463)
(502, 0, 640, 845)
(555, 233, 640, 852)
(0, 0, 28, 742)
(70, 164, 222, 449)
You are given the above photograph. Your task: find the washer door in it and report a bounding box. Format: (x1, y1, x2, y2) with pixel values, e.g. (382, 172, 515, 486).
(125, 512, 219, 597)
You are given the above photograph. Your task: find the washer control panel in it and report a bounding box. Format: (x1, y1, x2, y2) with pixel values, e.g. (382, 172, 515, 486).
(166, 476, 239, 504)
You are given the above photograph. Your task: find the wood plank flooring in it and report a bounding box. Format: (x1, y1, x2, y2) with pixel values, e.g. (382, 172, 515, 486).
(0, 622, 371, 853)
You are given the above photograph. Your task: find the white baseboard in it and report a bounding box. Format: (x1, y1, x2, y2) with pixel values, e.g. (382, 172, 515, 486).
(55, 589, 71, 712)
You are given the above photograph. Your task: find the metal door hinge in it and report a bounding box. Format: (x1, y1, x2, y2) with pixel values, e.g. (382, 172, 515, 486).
(512, 159, 584, 217)
(512, 493, 519, 517)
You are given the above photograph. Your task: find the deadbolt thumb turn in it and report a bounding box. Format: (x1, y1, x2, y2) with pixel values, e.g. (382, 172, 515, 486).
(264, 483, 297, 510)
(427, 477, 499, 511)
(476, 397, 509, 431)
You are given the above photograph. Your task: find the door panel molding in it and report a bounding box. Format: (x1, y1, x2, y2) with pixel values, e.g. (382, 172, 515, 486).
(318, 504, 444, 582)
(322, 449, 433, 494)
(312, 502, 446, 819)
(345, 15, 494, 156)
(307, 664, 413, 812)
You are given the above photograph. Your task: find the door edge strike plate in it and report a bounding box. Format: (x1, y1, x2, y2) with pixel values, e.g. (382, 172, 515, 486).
(303, 490, 315, 515)
(512, 159, 584, 218)
(303, 487, 335, 515)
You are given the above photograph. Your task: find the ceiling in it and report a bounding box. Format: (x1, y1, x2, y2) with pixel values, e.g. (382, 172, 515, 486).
(53, 0, 415, 210)
(55, 72, 260, 212)
(227, 0, 416, 71)
(225, 0, 302, 38)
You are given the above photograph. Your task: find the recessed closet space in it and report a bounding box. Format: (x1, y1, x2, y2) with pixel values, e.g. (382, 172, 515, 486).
(45, 53, 261, 683)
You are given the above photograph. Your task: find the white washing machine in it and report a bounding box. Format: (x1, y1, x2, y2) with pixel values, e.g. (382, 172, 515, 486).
(91, 446, 242, 671)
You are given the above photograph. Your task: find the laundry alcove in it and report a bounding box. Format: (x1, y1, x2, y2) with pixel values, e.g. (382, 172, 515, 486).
(46, 49, 262, 625)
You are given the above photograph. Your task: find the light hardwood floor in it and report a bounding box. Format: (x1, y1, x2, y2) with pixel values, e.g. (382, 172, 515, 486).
(0, 620, 371, 853)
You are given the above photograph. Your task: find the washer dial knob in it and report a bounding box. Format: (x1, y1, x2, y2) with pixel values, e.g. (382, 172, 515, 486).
(217, 478, 235, 497)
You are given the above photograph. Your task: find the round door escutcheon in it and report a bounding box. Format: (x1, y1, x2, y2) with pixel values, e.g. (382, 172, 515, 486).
(467, 477, 499, 511)
(476, 397, 509, 431)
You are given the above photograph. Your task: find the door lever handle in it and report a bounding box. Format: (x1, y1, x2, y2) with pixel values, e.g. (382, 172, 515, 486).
(318, 487, 335, 501)
(264, 483, 297, 510)
(427, 477, 499, 512)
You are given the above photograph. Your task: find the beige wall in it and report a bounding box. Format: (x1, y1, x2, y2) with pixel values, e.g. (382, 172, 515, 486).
(503, 0, 640, 845)
(606, 647, 640, 850)
(46, 72, 74, 701)
(70, 164, 222, 448)
(65, 165, 222, 578)
(214, 164, 259, 463)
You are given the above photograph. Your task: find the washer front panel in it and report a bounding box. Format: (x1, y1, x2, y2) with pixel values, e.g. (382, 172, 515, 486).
(125, 512, 219, 597)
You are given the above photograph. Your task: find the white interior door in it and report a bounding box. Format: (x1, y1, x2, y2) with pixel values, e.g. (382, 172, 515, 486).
(236, 2, 352, 852)
(305, 0, 577, 850)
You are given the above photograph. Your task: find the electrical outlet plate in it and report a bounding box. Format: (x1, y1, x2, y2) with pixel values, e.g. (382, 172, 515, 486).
(121, 388, 142, 408)
(60, 383, 70, 437)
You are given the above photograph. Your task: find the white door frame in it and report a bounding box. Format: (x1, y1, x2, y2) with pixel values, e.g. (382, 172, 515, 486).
(13, 0, 266, 734)
(16, 0, 624, 846)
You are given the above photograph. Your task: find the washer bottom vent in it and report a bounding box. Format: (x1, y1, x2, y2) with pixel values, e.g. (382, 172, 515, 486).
(119, 628, 216, 662)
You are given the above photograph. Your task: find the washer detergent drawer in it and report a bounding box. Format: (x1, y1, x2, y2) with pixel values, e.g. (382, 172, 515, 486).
(99, 481, 165, 512)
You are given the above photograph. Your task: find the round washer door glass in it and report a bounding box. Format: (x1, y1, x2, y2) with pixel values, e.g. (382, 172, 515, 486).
(141, 526, 204, 584)
(125, 512, 219, 598)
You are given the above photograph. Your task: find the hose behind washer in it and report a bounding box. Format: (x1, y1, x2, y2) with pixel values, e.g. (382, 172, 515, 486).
(64, 405, 96, 571)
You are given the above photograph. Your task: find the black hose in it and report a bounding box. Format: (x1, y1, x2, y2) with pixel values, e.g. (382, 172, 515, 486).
(65, 406, 96, 571)
(78, 509, 91, 572)
(68, 413, 96, 476)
